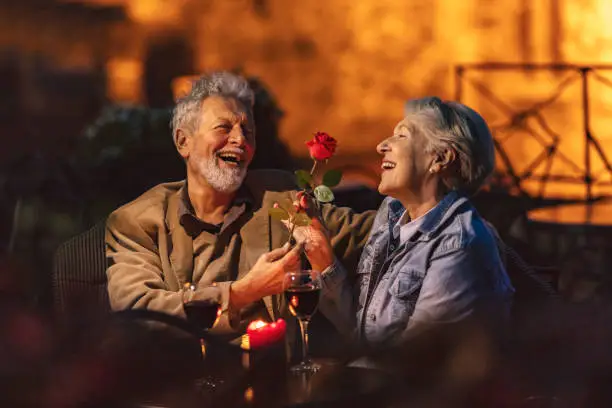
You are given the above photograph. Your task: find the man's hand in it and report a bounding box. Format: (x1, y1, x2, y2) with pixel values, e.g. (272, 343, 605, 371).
(230, 244, 301, 310)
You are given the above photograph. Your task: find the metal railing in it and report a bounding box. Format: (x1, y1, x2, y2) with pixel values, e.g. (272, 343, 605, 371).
(455, 63, 612, 201)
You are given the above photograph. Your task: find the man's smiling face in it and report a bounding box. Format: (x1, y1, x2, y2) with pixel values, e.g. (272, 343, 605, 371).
(185, 96, 255, 193)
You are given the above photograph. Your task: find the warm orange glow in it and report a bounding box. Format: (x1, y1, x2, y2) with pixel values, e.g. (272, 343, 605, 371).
(66, 0, 612, 198)
(456, 0, 612, 199)
(528, 200, 612, 226)
(240, 334, 250, 352)
(171, 75, 197, 100)
(244, 387, 254, 403)
(106, 57, 143, 103)
(125, 0, 187, 25)
(62, 0, 187, 25)
(564, 0, 612, 62)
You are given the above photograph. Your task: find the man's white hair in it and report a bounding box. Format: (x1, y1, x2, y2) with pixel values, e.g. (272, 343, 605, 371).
(171, 71, 254, 138)
(404, 97, 495, 195)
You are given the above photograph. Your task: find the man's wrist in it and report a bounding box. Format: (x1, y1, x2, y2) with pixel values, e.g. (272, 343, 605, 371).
(229, 278, 257, 311)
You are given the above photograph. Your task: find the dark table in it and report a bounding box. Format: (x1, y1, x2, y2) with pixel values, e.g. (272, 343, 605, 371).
(0, 307, 392, 408)
(526, 200, 612, 297)
(526, 200, 612, 255)
(136, 341, 391, 408)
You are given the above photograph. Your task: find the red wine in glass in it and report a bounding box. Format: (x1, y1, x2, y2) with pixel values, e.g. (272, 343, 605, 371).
(283, 271, 322, 373)
(181, 283, 222, 346)
(184, 300, 221, 332)
(285, 285, 321, 321)
(182, 284, 223, 394)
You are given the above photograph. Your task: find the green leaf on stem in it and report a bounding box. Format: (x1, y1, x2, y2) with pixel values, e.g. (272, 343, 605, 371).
(292, 212, 312, 227)
(322, 169, 342, 187)
(269, 207, 290, 221)
(314, 185, 335, 203)
(295, 170, 313, 189)
(278, 198, 296, 215)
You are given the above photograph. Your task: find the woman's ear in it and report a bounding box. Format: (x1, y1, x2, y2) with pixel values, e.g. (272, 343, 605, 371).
(429, 148, 456, 173)
(174, 128, 190, 159)
(439, 148, 456, 169)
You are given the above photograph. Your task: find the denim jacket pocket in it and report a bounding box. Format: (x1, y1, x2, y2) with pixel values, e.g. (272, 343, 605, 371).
(389, 269, 424, 300)
(387, 269, 424, 322)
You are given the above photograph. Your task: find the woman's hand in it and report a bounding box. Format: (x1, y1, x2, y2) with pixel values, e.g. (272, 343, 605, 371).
(230, 244, 301, 310)
(288, 217, 335, 273)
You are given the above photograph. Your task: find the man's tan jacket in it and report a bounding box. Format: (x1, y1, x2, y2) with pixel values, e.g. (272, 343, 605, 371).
(105, 169, 374, 335)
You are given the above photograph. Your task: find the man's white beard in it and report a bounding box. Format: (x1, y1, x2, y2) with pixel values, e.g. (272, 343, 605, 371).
(194, 154, 246, 193)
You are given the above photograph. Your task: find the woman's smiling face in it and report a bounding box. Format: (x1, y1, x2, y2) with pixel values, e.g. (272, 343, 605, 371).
(376, 116, 435, 199)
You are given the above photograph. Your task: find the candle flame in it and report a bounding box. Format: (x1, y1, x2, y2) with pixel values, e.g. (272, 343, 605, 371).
(250, 320, 267, 330)
(244, 387, 254, 403)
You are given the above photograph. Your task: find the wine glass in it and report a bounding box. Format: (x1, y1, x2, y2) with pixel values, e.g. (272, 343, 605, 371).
(182, 283, 222, 355)
(182, 283, 223, 394)
(283, 270, 322, 373)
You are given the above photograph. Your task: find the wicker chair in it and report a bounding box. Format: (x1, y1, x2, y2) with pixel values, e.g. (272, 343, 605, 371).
(503, 243, 559, 300)
(52, 219, 110, 320)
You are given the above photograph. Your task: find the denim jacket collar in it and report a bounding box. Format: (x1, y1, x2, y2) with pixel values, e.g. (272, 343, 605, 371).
(386, 191, 467, 242)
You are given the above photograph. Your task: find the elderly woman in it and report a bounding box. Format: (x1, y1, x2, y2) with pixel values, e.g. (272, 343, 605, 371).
(303, 97, 514, 348)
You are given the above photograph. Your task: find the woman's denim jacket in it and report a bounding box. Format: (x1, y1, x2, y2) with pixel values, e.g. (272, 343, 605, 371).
(319, 191, 514, 347)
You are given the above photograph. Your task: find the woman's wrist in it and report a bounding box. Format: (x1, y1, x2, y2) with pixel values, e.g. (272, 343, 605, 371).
(313, 260, 334, 274)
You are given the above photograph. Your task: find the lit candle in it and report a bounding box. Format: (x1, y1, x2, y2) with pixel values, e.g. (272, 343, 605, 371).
(245, 319, 286, 350)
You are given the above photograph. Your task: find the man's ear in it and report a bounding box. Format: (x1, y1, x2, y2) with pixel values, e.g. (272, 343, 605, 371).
(174, 128, 190, 159)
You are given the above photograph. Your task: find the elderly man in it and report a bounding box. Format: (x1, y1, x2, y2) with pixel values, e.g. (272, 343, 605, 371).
(105, 72, 373, 340)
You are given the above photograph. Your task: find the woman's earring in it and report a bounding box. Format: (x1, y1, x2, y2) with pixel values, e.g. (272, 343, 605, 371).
(429, 168, 435, 174)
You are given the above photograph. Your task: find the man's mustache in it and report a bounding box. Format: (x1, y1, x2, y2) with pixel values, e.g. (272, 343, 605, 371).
(216, 148, 246, 156)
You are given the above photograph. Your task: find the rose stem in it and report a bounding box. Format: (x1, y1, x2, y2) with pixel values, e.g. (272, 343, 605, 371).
(287, 220, 297, 246)
(310, 161, 318, 176)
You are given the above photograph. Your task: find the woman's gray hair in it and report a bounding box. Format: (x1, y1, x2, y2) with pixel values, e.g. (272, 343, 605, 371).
(171, 71, 254, 138)
(404, 97, 495, 195)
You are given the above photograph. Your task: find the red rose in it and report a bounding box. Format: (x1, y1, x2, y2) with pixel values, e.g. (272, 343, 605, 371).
(306, 132, 337, 161)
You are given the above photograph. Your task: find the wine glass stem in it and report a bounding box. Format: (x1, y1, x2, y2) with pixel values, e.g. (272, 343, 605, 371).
(298, 318, 310, 364)
(200, 338, 206, 358)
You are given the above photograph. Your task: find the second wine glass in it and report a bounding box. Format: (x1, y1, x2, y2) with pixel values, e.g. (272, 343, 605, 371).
(283, 270, 321, 373)
(182, 283, 222, 356)
(182, 283, 224, 395)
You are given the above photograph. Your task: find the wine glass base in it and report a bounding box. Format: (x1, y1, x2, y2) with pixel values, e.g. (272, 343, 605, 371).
(195, 376, 225, 391)
(290, 360, 320, 374)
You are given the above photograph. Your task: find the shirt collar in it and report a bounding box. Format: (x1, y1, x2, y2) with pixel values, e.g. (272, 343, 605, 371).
(178, 182, 253, 237)
(393, 209, 422, 244)
(387, 190, 464, 242)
